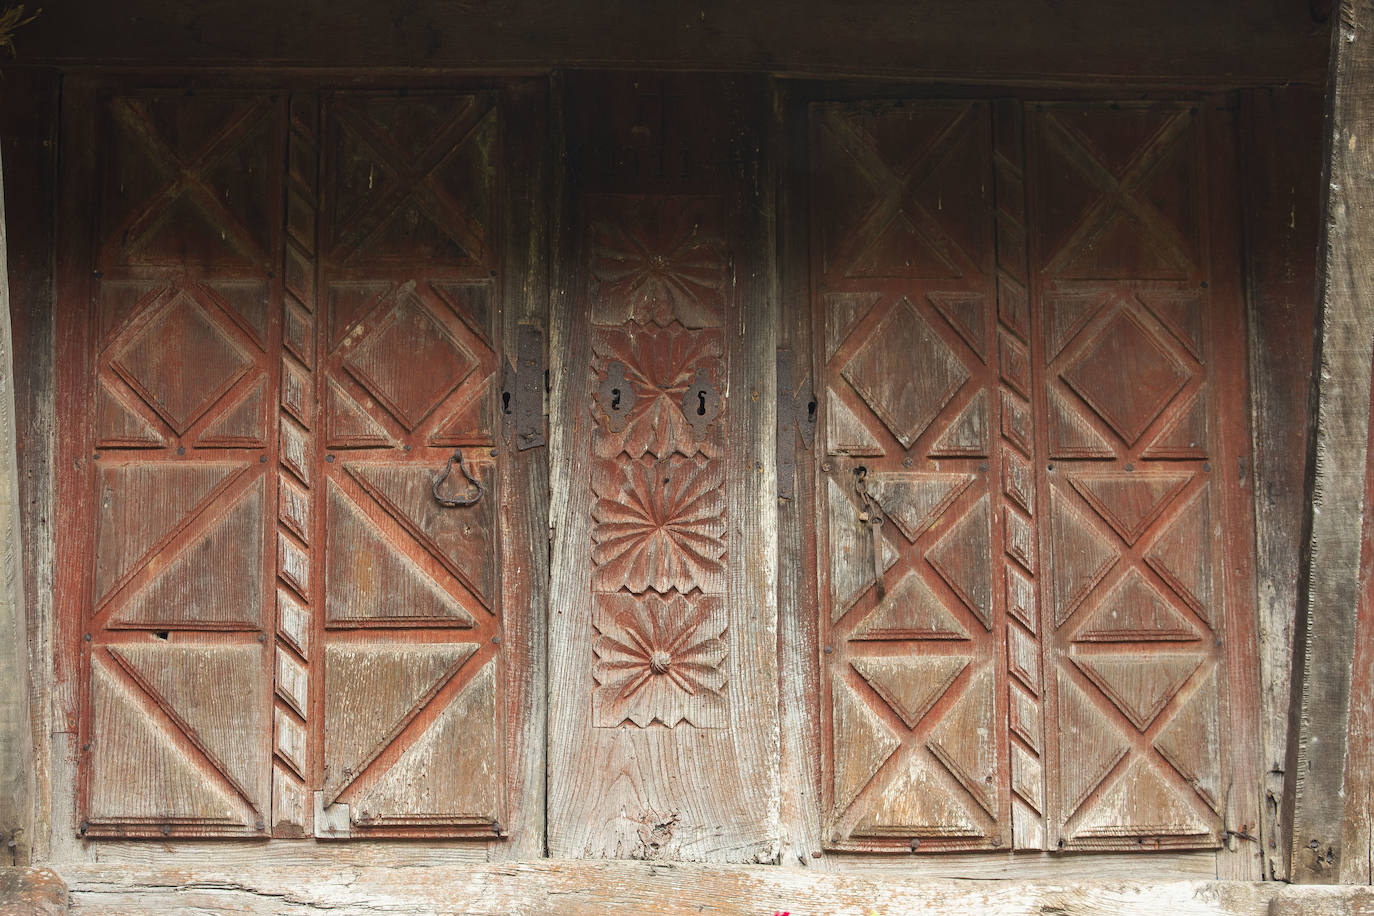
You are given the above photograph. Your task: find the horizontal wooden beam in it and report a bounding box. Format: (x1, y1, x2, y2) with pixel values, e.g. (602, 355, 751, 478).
(29, 861, 1374, 915)
(12, 0, 1328, 87)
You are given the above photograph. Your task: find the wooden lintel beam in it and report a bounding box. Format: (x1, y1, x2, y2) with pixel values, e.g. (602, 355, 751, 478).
(1284, 0, 1374, 885)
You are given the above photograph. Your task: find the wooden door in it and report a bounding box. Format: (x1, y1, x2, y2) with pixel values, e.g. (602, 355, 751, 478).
(546, 73, 780, 861)
(806, 98, 1258, 859)
(59, 81, 547, 847)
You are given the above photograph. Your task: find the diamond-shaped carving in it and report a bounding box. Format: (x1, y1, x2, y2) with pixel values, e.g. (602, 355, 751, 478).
(112, 294, 252, 433)
(1061, 312, 1186, 445)
(841, 299, 970, 448)
(343, 294, 477, 430)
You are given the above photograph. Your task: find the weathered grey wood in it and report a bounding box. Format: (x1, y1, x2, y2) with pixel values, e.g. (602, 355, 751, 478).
(13, 1, 1328, 87)
(45, 861, 1374, 916)
(492, 76, 551, 860)
(773, 82, 825, 870)
(1285, 0, 1374, 884)
(1238, 86, 1325, 883)
(0, 145, 32, 868)
(1, 67, 59, 866)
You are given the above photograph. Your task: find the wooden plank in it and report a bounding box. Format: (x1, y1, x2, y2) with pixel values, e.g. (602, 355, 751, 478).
(14, 2, 1328, 87)
(774, 83, 825, 868)
(47, 860, 1374, 916)
(546, 72, 780, 861)
(0, 67, 58, 867)
(1285, 0, 1374, 884)
(0, 137, 32, 868)
(1237, 86, 1325, 883)
(2, 67, 60, 865)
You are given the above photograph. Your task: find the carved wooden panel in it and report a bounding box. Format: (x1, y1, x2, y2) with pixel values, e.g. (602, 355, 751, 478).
(315, 90, 507, 837)
(810, 98, 1256, 855)
(75, 91, 286, 837)
(811, 100, 1010, 852)
(67, 82, 544, 845)
(1029, 103, 1249, 851)
(547, 73, 779, 861)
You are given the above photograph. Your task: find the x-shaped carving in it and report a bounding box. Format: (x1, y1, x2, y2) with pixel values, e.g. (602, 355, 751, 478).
(827, 480, 1003, 845)
(1052, 480, 1220, 842)
(325, 94, 494, 269)
(819, 106, 985, 281)
(1041, 108, 1197, 277)
(103, 97, 277, 271)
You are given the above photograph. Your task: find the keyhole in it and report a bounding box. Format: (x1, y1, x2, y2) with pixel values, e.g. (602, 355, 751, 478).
(611, 388, 622, 410)
(502, 391, 512, 415)
(696, 390, 707, 416)
(807, 399, 817, 422)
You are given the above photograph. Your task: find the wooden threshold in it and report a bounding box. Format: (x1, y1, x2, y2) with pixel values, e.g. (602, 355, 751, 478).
(17, 861, 1374, 915)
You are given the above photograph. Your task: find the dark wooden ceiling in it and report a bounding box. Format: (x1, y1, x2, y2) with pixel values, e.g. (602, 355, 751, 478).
(17, 0, 1328, 87)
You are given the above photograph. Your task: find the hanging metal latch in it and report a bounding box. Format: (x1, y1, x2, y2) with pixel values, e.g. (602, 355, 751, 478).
(432, 448, 483, 507)
(854, 466, 886, 600)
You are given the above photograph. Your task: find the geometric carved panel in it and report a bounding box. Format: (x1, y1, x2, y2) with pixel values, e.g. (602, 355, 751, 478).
(842, 298, 971, 449)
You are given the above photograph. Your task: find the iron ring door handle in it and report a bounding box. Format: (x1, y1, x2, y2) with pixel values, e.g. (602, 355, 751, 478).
(432, 448, 483, 507)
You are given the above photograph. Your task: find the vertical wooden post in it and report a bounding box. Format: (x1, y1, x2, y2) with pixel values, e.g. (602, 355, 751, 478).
(0, 145, 33, 865)
(1285, 0, 1374, 884)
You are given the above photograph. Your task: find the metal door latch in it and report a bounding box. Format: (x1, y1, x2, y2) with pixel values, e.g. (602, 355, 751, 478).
(502, 322, 546, 450)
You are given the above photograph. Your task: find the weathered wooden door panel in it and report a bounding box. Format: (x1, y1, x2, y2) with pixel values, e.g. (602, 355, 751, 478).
(547, 73, 779, 861)
(808, 98, 1258, 858)
(313, 89, 510, 839)
(70, 90, 286, 837)
(1028, 103, 1257, 854)
(63, 81, 548, 846)
(811, 100, 1012, 853)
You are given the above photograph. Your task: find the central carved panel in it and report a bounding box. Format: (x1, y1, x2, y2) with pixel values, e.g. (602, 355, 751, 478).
(587, 195, 729, 729)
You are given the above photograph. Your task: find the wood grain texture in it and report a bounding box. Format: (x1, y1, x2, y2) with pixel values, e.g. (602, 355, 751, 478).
(546, 72, 780, 862)
(1236, 87, 1324, 882)
(12, 1, 1329, 87)
(47, 861, 1374, 916)
(0, 141, 33, 867)
(1286, 0, 1374, 885)
(4, 68, 61, 865)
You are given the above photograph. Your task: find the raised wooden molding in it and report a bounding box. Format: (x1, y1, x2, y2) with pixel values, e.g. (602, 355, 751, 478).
(33, 861, 1374, 915)
(1285, 0, 1374, 886)
(0, 145, 34, 866)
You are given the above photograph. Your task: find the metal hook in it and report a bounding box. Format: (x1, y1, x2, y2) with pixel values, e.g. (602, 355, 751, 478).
(432, 448, 482, 507)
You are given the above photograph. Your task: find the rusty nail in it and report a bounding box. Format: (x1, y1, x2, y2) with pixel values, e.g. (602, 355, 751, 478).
(257, 633, 266, 643)
(92, 452, 100, 460)
(821, 462, 832, 472)
(991, 837, 1002, 847)
(909, 837, 921, 851)
(83, 633, 92, 642)
(1203, 462, 1211, 471)
(92, 270, 103, 280)
(256, 819, 266, 831)
(1125, 463, 1134, 472)
(902, 457, 913, 468)
(489, 448, 499, 457)
(823, 645, 833, 654)
(811, 850, 822, 859)
(81, 743, 90, 751)
(162, 824, 171, 836)
(326, 454, 335, 463)
(259, 455, 267, 463)
(978, 462, 988, 472)
(492, 635, 501, 645)
(177, 447, 185, 455)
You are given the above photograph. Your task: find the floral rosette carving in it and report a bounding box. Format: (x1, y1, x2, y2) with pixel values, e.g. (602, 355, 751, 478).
(592, 592, 728, 728)
(589, 196, 726, 330)
(591, 321, 724, 459)
(591, 454, 726, 595)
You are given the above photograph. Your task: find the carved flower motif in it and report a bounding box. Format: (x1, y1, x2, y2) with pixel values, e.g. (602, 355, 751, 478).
(589, 197, 726, 329)
(593, 592, 728, 728)
(592, 455, 726, 595)
(591, 321, 724, 459)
